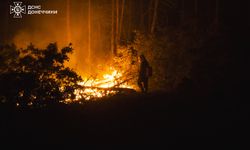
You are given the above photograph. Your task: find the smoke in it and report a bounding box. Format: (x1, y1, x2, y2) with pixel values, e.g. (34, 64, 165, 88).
(8, 0, 112, 76)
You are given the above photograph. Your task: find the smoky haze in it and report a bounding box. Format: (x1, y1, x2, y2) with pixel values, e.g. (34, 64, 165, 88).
(0, 0, 113, 76)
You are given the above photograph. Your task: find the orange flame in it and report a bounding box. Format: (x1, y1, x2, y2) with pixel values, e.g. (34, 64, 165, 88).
(64, 67, 134, 103)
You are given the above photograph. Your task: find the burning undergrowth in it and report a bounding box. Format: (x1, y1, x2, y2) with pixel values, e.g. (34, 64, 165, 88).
(0, 43, 139, 107)
(65, 46, 139, 103)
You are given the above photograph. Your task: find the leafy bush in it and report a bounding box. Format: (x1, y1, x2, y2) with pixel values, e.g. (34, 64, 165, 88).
(0, 43, 82, 107)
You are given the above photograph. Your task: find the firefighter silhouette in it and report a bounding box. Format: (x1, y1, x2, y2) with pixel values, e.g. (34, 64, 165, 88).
(138, 54, 152, 93)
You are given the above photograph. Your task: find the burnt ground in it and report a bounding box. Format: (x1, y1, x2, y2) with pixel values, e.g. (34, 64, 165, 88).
(0, 85, 249, 148)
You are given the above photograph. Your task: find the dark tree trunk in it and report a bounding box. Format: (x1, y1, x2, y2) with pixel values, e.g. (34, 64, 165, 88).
(111, 0, 115, 56)
(119, 0, 125, 42)
(88, 0, 92, 63)
(151, 0, 159, 34)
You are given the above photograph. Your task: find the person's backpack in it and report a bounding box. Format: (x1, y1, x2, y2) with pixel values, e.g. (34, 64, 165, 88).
(148, 66, 153, 77)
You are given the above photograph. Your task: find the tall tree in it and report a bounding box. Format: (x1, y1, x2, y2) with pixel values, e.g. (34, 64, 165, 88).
(114, 0, 119, 55)
(119, 0, 125, 42)
(66, 0, 71, 43)
(88, 0, 92, 64)
(111, 0, 115, 56)
(128, 0, 133, 40)
(151, 0, 159, 34)
(148, 0, 153, 33)
(139, 0, 145, 32)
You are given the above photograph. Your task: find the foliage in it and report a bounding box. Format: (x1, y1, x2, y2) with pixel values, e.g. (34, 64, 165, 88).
(108, 22, 201, 92)
(111, 45, 139, 89)
(0, 43, 82, 107)
(129, 24, 208, 91)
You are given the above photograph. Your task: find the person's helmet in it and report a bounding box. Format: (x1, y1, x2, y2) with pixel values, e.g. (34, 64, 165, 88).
(140, 54, 145, 60)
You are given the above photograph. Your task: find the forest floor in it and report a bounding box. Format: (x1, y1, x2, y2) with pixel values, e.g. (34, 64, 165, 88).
(0, 87, 248, 148)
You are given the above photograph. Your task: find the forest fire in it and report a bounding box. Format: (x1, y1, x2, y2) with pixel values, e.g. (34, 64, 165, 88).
(64, 67, 134, 103)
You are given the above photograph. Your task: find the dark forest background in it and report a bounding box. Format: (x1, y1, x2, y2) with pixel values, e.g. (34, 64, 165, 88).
(0, 0, 249, 105)
(0, 0, 249, 147)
